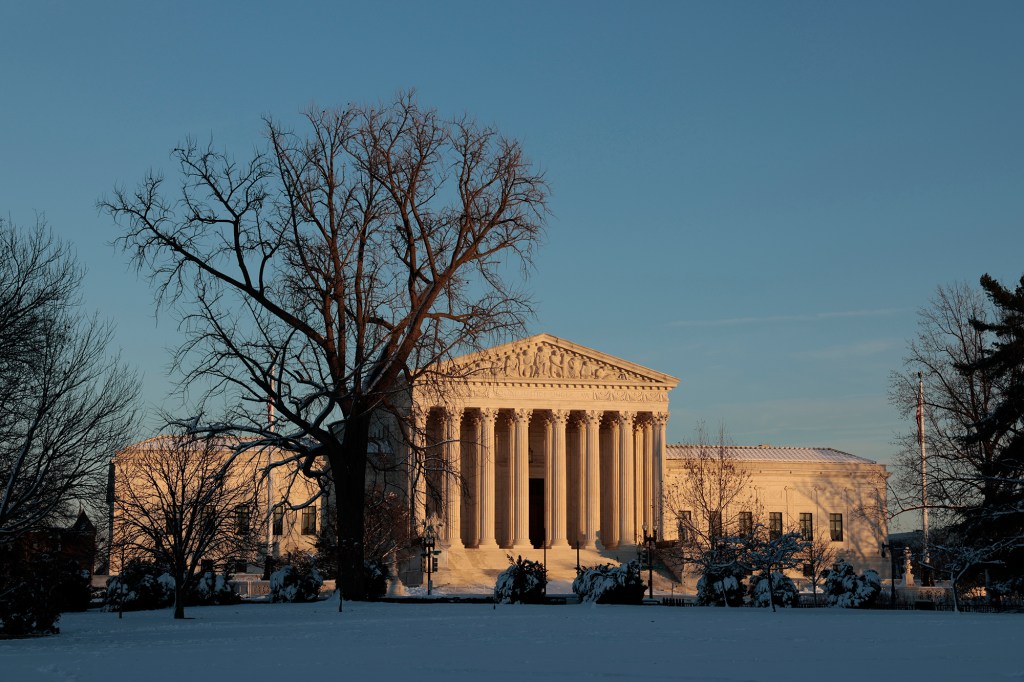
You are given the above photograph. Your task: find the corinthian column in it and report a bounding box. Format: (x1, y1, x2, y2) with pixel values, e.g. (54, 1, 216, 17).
(410, 408, 427, 537)
(643, 418, 654, 533)
(618, 410, 636, 546)
(551, 409, 569, 548)
(511, 408, 532, 549)
(443, 407, 463, 548)
(653, 412, 668, 541)
(583, 410, 601, 549)
(478, 408, 498, 549)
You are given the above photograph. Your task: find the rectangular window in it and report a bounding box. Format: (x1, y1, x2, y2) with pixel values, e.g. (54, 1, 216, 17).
(709, 511, 723, 539)
(677, 511, 692, 543)
(738, 511, 753, 536)
(802, 562, 813, 577)
(769, 512, 782, 540)
(272, 508, 284, 536)
(799, 512, 813, 540)
(235, 506, 250, 534)
(829, 513, 843, 542)
(301, 507, 317, 535)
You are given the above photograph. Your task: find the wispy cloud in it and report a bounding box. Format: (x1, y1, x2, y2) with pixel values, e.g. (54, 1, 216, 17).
(667, 308, 904, 328)
(793, 339, 900, 361)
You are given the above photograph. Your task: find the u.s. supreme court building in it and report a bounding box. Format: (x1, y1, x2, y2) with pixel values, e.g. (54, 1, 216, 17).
(395, 333, 889, 591)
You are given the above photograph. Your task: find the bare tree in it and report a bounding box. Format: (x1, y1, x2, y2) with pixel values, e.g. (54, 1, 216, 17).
(101, 92, 548, 599)
(802, 531, 838, 605)
(664, 423, 755, 579)
(0, 217, 138, 546)
(113, 433, 265, 618)
(888, 282, 1003, 529)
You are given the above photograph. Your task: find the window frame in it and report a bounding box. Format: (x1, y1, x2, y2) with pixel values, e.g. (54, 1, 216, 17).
(799, 512, 813, 540)
(829, 513, 843, 542)
(769, 512, 782, 540)
(677, 510, 693, 544)
(301, 507, 317, 536)
(738, 511, 753, 537)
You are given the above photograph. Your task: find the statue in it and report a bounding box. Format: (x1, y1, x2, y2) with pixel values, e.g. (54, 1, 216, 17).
(567, 354, 581, 378)
(550, 350, 564, 378)
(903, 547, 915, 587)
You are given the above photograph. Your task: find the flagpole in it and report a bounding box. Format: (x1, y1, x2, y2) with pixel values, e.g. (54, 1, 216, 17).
(918, 371, 929, 564)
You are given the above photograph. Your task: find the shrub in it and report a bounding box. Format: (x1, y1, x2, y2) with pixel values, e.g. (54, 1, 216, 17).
(572, 561, 646, 604)
(52, 561, 92, 613)
(0, 551, 63, 637)
(105, 559, 174, 612)
(696, 564, 747, 606)
(189, 570, 239, 606)
(494, 554, 547, 604)
(270, 555, 324, 603)
(748, 571, 798, 608)
(822, 560, 881, 608)
(364, 559, 389, 601)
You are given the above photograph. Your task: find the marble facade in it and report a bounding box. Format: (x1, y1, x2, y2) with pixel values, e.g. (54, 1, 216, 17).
(409, 334, 679, 558)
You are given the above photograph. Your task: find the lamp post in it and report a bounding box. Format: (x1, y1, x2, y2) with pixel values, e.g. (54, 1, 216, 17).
(880, 542, 899, 608)
(576, 536, 582, 575)
(421, 523, 437, 596)
(642, 522, 657, 599)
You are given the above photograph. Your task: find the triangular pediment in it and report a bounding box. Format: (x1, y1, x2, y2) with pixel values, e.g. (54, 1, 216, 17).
(450, 334, 679, 387)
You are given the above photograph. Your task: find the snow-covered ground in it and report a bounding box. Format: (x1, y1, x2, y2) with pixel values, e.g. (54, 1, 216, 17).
(2, 597, 1022, 681)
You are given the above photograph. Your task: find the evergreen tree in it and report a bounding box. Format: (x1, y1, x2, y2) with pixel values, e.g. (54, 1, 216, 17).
(960, 274, 1024, 552)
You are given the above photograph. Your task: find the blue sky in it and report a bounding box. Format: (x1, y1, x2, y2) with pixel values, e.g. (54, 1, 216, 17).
(2, 1, 1022, 475)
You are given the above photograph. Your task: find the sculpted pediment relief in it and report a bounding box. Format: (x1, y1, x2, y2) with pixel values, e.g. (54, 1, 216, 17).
(452, 334, 677, 387)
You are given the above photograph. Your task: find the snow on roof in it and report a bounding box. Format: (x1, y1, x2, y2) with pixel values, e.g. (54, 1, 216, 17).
(665, 444, 877, 465)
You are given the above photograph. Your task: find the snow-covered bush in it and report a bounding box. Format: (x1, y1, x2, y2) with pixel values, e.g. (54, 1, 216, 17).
(190, 570, 239, 606)
(572, 561, 645, 604)
(105, 559, 174, 612)
(747, 571, 798, 608)
(494, 554, 547, 604)
(270, 556, 324, 603)
(696, 564, 747, 606)
(821, 560, 881, 608)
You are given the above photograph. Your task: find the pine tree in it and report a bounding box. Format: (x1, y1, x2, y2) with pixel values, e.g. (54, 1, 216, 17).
(960, 274, 1024, 546)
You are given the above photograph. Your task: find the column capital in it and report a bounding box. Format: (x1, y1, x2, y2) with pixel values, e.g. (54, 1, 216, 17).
(617, 410, 636, 427)
(550, 409, 570, 425)
(582, 409, 602, 426)
(479, 407, 498, 422)
(438, 405, 464, 422)
(652, 411, 669, 427)
(512, 407, 532, 425)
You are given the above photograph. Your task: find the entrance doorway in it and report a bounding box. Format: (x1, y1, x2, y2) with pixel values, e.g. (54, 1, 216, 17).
(529, 478, 545, 549)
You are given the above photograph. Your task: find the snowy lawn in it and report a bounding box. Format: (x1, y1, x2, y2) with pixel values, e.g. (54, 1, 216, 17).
(2, 598, 1022, 681)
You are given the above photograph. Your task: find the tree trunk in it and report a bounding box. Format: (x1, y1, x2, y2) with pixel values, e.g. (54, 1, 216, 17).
(173, 580, 185, 619)
(331, 412, 370, 601)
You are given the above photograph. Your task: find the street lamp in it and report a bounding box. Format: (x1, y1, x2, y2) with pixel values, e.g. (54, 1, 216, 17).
(642, 522, 657, 599)
(880, 542, 899, 608)
(421, 523, 438, 596)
